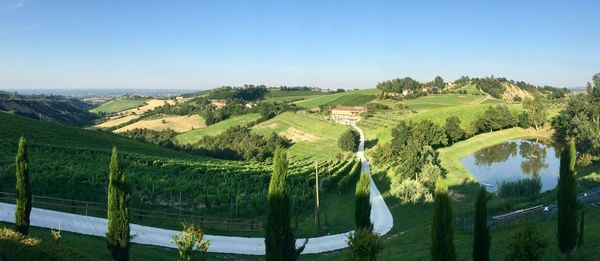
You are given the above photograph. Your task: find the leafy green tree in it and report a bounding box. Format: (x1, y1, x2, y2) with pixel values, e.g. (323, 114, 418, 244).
(518, 111, 531, 129)
(433, 76, 445, 89)
(505, 224, 548, 261)
(556, 141, 578, 256)
(339, 129, 361, 152)
(171, 223, 210, 261)
(346, 228, 384, 261)
(15, 136, 32, 235)
(473, 187, 490, 261)
(552, 72, 600, 156)
(431, 178, 455, 261)
(444, 116, 465, 144)
(523, 96, 548, 130)
(106, 147, 130, 261)
(355, 173, 372, 229)
(265, 148, 305, 261)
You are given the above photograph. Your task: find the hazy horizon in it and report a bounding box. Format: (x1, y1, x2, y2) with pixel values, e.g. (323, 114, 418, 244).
(1, 0, 599, 90)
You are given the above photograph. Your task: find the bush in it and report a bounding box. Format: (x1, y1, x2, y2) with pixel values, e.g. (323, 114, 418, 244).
(171, 223, 210, 261)
(504, 224, 547, 261)
(338, 129, 360, 152)
(497, 178, 542, 198)
(346, 228, 384, 261)
(0, 227, 89, 261)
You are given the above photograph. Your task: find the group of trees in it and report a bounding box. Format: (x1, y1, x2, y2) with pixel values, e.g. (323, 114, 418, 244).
(376, 77, 422, 94)
(372, 120, 450, 203)
(472, 105, 517, 133)
(207, 85, 268, 101)
(192, 126, 290, 161)
(121, 128, 178, 147)
(552, 73, 600, 166)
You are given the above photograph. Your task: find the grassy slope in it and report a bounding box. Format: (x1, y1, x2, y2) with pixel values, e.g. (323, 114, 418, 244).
(295, 89, 380, 109)
(438, 127, 553, 186)
(0, 112, 195, 160)
(90, 98, 149, 113)
(252, 112, 349, 160)
(175, 113, 262, 145)
(360, 103, 524, 144)
(265, 90, 326, 103)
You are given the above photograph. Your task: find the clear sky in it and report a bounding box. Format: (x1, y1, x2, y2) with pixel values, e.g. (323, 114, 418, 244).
(1, 0, 598, 90)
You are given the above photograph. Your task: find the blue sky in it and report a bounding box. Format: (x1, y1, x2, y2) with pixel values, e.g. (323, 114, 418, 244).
(0, 0, 598, 90)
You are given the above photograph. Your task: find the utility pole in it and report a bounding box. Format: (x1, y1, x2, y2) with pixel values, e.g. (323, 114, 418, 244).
(315, 160, 320, 231)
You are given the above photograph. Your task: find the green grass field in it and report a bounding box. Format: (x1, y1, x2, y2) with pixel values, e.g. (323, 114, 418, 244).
(252, 112, 349, 160)
(175, 113, 262, 145)
(90, 98, 149, 113)
(294, 89, 380, 109)
(265, 89, 326, 103)
(324, 94, 375, 107)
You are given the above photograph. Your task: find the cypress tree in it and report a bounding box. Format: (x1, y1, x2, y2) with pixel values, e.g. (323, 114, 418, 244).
(431, 178, 455, 261)
(106, 147, 130, 261)
(265, 148, 303, 261)
(556, 140, 578, 256)
(15, 136, 32, 235)
(473, 187, 490, 261)
(355, 173, 372, 230)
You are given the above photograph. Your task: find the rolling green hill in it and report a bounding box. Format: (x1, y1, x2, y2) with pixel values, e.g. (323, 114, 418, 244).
(90, 97, 149, 113)
(252, 112, 349, 160)
(176, 113, 262, 145)
(294, 89, 379, 109)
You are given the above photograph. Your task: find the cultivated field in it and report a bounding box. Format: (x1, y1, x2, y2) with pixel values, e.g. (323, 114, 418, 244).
(114, 115, 205, 133)
(94, 99, 178, 129)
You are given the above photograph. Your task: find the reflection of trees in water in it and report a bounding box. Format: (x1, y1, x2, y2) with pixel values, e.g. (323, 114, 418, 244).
(474, 142, 518, 166)
(519, 141, 548, 177)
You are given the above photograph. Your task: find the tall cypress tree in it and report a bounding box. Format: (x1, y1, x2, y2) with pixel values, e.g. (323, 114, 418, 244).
(431, 178, 455, 261)
(473, 187, 490, 261)
(106, 147, 130, 261)
(557, 140, 578, 256)
(265, 148, 303, 261)
(355, 173, 372, 230)
(15, 136, 32, 235)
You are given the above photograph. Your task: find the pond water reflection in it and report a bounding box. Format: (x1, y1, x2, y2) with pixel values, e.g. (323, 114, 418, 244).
(461, 139, 560, 193)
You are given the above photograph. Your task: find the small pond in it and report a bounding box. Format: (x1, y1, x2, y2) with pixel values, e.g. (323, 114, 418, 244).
(461, 139, 560, 193)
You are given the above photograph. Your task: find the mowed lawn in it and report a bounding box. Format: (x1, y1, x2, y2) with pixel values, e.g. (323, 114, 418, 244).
(90, 98, 149, 113)
(175, 113, 262, 145)
(252, 112, 349, 160)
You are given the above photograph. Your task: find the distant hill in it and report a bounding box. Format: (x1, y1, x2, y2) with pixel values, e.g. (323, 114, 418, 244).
(0, 91, 96, 126)
(453, 76, 570, 101)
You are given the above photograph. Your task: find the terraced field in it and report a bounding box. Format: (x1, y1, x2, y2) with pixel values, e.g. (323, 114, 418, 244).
(176, 113, 262, 145)
(252, 112, 349, 160)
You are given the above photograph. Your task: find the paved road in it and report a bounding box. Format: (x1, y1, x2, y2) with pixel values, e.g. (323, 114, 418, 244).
(0, 124, 393, 255)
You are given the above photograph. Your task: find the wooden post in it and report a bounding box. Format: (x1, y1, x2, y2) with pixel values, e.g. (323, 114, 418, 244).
(315, 160, 320, 231)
